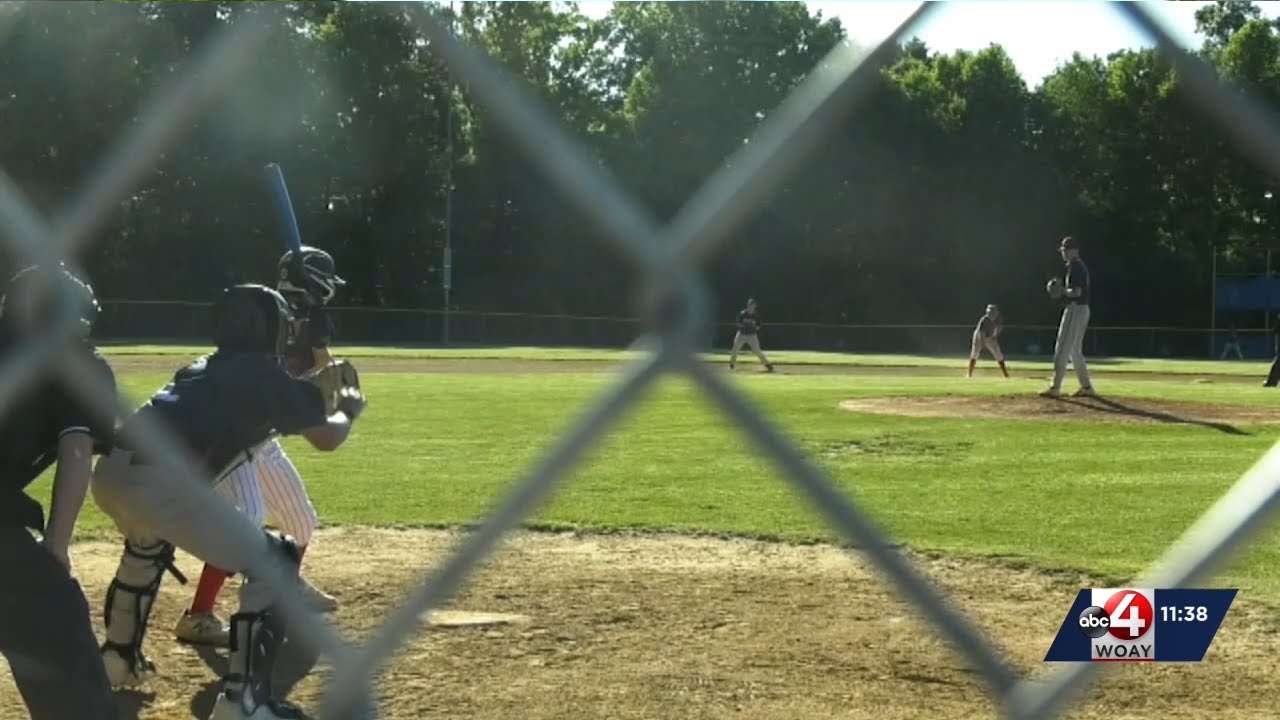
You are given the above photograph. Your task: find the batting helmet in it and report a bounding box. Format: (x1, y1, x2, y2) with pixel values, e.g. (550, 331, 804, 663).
(212, 284, 293, 359)
(277, 245, 344, 309)
(0, 263, 99, 339)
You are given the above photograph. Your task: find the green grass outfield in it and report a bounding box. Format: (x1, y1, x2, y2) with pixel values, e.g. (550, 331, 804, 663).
(31, 346, 1280, 603)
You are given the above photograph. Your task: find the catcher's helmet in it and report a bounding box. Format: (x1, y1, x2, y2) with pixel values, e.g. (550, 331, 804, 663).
(277, 245, 344, 308)
(212, 284, 293, 359)
(0, 263, 99, 338)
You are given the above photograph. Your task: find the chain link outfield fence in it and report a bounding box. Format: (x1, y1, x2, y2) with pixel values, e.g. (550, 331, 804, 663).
(7, 2, 1280, 718)
(95, 300, 1279, 359)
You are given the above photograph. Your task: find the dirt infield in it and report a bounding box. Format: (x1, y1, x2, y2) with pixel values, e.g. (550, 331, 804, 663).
(839, 394, 1278, 429)
(0, 528, 1273, 719)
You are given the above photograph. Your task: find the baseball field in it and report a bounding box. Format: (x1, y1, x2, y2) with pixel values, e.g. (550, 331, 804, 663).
(4, 346, 1280, 719)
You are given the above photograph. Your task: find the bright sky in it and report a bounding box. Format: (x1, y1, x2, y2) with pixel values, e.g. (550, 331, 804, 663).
(578, 1, 1280, 87)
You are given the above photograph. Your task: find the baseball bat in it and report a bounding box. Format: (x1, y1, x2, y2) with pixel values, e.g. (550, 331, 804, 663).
(264, 162, 304, 255)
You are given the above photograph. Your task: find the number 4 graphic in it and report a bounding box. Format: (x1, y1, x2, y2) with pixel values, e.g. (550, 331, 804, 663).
(1109, 592, 1148, 638)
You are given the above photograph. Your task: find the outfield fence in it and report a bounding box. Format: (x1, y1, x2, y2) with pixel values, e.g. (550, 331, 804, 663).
(97, 299, 1278, 360)
(4, 3, 1280, 720)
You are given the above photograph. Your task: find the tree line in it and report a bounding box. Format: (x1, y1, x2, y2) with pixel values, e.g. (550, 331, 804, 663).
(2, 0, 1279, 332)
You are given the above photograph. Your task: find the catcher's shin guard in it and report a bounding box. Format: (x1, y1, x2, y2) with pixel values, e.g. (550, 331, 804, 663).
(101, 538, 187, 686)
(209, 610, 308, 720)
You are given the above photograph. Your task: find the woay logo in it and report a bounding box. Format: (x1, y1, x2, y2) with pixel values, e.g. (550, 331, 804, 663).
(1077, 590, 1154, 641)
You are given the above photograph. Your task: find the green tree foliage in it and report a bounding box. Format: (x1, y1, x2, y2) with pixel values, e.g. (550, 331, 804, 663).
(0, 1, 1276, 332)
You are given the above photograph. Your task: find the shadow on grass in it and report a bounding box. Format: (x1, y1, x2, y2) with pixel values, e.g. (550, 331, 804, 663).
(1057, 396, 1251, 436)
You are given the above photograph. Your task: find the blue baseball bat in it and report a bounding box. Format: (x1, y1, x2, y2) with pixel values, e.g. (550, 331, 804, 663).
(264, 162, 304, 255)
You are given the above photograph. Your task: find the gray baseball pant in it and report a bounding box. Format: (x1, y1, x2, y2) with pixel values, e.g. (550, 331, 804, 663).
(730, 331, 770, 365)
(90, 449, 299, 657)
(0, 522, 120, 720)
(1051, 303, 1092, 391)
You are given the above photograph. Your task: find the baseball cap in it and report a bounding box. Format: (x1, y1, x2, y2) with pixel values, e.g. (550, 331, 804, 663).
(1060, 236, 1080, 250)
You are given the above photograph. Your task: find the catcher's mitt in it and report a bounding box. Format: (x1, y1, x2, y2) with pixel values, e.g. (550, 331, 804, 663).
(305, 358, 361, 415)
(1045, 277, 1064, 299)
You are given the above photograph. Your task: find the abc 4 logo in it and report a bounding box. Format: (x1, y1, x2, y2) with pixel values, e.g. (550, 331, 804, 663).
(1077, 589, 1154, 640)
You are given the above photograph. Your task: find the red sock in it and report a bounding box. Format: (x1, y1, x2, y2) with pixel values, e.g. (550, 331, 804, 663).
(190, 564, 231, 614)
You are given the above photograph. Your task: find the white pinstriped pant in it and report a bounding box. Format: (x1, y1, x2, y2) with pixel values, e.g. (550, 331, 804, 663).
(215, 438, 318, 546)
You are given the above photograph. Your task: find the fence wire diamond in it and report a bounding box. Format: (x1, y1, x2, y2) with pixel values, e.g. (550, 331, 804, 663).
(1, 3, 1278, 719)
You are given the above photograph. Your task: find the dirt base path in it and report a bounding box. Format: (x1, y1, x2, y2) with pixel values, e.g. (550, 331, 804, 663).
(1, 528, 1274, 719)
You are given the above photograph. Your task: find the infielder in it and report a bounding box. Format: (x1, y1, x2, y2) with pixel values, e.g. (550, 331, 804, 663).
(0, 265, 120, 720)
(968, 304, 1010, 378)
(93, 283, 366, 720)
(728, 298, 775, 372)
(1041, 236, 1095, 397)
(175, 247, 344, 647)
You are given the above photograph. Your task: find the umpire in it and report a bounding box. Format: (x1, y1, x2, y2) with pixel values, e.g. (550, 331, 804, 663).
(0, 265, 119, 719)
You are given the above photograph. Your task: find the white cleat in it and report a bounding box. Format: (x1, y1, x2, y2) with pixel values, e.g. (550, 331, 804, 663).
(102, 647, 154, 689)
(209, 692, 309, 720)
(298, 576, 338, 613)
(1038, 387, 1062, 398)
(175, 611, 230, 646)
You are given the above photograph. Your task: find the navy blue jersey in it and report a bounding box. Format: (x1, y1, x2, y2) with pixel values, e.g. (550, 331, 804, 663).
(123, 351, 326, 477)
(1065, 259, 1090, 305)
(0, 345, 116, 529)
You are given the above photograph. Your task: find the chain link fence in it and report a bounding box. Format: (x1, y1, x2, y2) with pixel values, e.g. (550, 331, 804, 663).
(4, 2, 1280, 719)
(93, 299, 1280, 359)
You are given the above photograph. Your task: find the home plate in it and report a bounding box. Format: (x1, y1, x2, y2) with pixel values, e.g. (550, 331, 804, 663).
(425, 610, 530, 628)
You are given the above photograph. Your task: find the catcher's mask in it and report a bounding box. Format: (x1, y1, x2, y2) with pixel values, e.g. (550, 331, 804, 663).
(277, 245, 344, 310)
(212, 284, 294, 360)
(0, 263, 99, 340)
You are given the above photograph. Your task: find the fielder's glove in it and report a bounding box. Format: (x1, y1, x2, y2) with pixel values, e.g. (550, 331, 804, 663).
(305, 357, 363, 417)
(1045, 277, 1064, 299)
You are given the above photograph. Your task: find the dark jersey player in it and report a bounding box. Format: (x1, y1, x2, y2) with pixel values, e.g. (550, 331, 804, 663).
(1041, 236, 1095, 398)
(92, 284, 366, 720)
(175, 247, 347, 648)
(0, 264, 120, 720)
(728, 298, 775, 372)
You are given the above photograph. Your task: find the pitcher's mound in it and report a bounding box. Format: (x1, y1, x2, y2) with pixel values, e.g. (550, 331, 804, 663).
(839, 395, 1277, 427)
(425, 610, 531, 627)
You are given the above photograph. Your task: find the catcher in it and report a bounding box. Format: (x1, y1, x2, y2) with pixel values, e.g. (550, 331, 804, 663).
(174, 246, 358, 647)
(93, 283, 367, 719)
(968, 304, 1009, 378)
